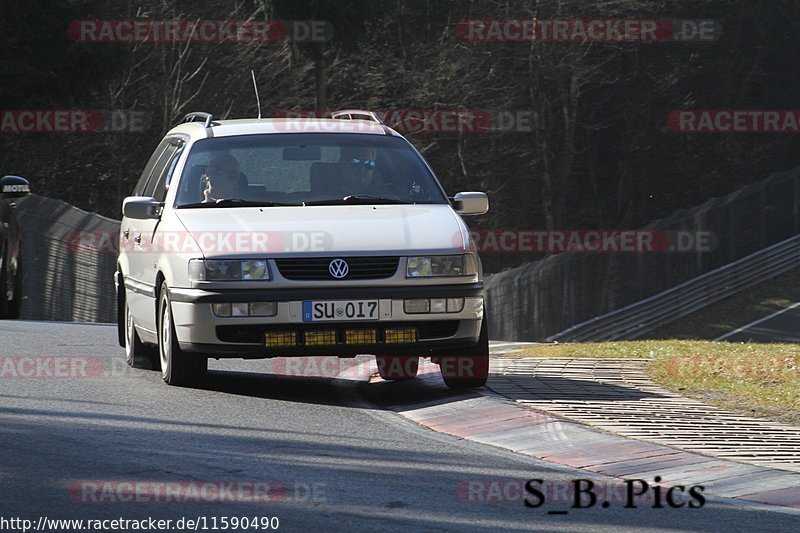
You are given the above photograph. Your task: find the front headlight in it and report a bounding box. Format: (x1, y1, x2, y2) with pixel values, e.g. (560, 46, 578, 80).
(189, 259, 271, 281)
(406, 254, 477, 277)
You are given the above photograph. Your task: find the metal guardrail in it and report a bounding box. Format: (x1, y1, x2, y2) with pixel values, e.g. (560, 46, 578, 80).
(547, 234, 800, 342)
(15, 194, 119, 323)
(485, 167, 800, 342)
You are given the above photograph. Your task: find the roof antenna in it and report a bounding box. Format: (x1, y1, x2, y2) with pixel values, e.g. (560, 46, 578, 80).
(251, 69, 262, 119)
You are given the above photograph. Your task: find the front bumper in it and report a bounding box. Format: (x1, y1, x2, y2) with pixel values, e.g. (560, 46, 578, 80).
(169, 283, 484, 357)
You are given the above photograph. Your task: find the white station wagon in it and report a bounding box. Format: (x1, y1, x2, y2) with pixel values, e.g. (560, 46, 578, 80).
(116, 110, 489, 388)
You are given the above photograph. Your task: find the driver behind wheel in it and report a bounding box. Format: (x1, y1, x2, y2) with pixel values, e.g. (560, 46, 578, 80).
(202, 153, 243, 203)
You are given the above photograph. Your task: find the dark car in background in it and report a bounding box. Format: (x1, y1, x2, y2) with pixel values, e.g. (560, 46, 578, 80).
(0, 175, 31, 319)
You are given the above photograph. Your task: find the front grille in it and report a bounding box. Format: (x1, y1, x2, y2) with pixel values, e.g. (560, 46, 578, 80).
(216, 321, 459, 344)
(275, 256, 400, 280)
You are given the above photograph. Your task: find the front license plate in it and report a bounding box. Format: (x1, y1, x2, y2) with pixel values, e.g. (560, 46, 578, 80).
(302, 300, 380, 322)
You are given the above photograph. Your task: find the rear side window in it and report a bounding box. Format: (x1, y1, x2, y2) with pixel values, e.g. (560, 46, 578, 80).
(133, 139, 170, 196)
(147, 139, 185, 202)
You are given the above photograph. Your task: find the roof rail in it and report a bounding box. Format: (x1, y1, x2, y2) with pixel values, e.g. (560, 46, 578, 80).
(330, 109, 384, 124)
(181, 112, 214, 128)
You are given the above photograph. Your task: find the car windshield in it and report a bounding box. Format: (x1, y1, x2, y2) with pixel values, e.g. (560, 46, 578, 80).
(174, 133, 448, 207)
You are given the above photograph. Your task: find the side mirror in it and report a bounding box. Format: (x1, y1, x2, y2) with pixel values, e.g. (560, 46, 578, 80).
(123, 196, 161, 220)
(0, 175, 31, 198)
(452, 192, 489, 215)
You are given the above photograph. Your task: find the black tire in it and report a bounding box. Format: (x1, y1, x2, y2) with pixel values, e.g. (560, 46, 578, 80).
(376, 355, 419, 381)
(439, 319, 490, 389)
(158, 282, 206, 386)
(124, 292, 158, 369)
(7, 253, 22, 319)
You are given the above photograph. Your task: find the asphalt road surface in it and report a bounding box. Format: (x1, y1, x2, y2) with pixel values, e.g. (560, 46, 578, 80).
(1, 321, 797, 532)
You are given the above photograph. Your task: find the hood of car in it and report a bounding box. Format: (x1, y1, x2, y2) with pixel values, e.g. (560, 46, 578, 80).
(173, 204, 468, 258)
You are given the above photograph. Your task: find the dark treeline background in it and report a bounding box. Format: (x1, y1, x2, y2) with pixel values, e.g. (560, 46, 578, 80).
(2, 0, 800, 273)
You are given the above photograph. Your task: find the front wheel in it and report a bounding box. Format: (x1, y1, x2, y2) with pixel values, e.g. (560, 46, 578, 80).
(438, 319, 490, 389)
(158, 282, 206, 386)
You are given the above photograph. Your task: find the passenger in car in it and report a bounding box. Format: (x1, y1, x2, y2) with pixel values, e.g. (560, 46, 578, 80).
(202, 153, 244, 202)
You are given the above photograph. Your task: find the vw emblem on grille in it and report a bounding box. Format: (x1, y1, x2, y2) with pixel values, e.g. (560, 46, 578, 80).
(328, 258, 349, 279)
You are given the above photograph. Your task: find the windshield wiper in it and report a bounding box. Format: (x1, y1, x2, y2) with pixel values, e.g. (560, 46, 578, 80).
(178, 199, 298, 208)
(303, 195, 408, 206)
